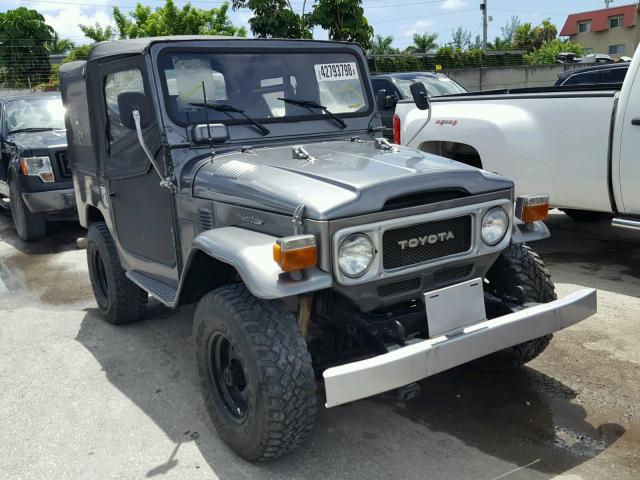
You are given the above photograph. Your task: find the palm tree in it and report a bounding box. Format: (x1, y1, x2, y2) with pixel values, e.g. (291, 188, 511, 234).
(405, 33, 438, 54)
(536, 19, 557, 44)
(489, 36, 512, 51)
(368, 34, 397, 55)
(513, 23, 538, 51)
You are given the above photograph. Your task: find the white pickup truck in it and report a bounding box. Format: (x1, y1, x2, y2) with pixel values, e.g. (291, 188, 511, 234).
(394, 46, 640, 226)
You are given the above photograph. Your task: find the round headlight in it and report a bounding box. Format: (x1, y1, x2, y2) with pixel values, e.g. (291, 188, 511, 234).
(338, 234, 375, 278)
(481, 207, 509, 246)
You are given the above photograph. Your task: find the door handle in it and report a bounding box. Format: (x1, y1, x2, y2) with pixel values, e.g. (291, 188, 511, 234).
(632, 118, 640, 126)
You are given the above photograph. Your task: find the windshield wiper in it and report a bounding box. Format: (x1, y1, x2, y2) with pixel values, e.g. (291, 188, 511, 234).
(189, 102, 270, 136)
(8, 127, 57, 134)
(277, 98, 347, 129)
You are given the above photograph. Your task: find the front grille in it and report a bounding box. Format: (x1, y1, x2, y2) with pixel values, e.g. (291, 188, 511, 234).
(56, 151, 71, 178)
(433, 263, 474, 285)
(382, 215, 472, 270)
(377, 278, 421, 297)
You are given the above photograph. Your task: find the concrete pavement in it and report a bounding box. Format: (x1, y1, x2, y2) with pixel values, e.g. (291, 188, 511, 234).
(0, 209, 638, 479)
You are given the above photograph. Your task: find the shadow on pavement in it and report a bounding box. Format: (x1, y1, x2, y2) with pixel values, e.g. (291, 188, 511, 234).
(75, 302, 625, 479)
(0, 207, 85, 255)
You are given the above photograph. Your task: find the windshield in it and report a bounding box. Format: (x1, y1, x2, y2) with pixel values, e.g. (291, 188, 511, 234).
(395, 75, 467, 98)
(4, 97, 65, 132)
(160, 51, 370, 125)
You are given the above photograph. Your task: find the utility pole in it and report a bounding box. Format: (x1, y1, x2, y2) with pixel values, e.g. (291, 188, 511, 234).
(605, 0, 614, 8)
(481, 0, 488, 51)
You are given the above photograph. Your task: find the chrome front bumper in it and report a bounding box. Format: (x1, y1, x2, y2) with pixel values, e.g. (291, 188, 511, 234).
(323, 288, 597, 408)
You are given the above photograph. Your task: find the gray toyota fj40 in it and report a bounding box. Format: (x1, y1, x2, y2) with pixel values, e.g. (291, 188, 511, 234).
(59, 36, 597, 461)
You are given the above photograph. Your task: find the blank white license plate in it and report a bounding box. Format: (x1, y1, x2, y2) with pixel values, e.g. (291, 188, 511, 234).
(424, 278, 487, 338)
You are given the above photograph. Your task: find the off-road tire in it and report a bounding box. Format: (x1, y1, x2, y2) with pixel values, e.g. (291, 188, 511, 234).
(86, 221, 147, 324)
(194, 284, 317, 461)
(562, 209, 612, 223)
(9, 178, 46, 242)
(475, 243, 556, 371)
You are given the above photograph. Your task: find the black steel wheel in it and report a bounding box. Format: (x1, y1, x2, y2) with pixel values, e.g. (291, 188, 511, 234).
(86, 221, 147, 324)
(194, 283, 317, 461)
(209, 332, 249, 421)
(475, 243, 556, 371)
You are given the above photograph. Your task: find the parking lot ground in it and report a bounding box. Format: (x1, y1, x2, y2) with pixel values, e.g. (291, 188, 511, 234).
(0, 209, 639, 480)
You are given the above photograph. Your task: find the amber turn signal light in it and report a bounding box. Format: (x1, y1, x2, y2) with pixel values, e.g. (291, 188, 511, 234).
(273, 235, 317, 272)
(515, 194, 550, 223)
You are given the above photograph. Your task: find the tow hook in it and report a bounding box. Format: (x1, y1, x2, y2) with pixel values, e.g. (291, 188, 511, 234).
(392, 382, 422, 403)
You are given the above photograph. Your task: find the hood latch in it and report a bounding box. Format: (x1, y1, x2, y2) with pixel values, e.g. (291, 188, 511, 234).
(292, 204, 305, 235)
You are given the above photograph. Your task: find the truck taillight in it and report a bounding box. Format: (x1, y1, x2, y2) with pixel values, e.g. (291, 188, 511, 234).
(393, 114, 400, 144)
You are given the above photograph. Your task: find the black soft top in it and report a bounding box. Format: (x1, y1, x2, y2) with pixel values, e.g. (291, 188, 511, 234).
(83, 36, 357, 62)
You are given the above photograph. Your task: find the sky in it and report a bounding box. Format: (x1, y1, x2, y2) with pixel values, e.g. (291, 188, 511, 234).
(0, 0, 626, 49)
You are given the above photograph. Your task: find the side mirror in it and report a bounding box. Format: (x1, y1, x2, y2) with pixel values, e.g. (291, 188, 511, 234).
(191, 123, 230, 144)
(117, 91, 152, 130)
(376, 89, 399, 110)
(376, 89, 387, 109)
(410, 82, 430, 111)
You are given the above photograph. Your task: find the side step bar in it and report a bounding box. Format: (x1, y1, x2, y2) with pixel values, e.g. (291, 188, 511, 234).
(612, 217, 640, 231)
(126, 270, 178, 307)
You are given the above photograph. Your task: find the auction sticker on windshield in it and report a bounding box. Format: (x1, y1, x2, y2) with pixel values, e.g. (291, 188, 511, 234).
(314, 62, 359, 82)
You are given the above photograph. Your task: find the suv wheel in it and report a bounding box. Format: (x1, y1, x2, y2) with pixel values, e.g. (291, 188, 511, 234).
(86, 221, 147, 324)
(475, 243, 556, 371)
(9, 178, 46, 242)
(194, 284, 317, 461)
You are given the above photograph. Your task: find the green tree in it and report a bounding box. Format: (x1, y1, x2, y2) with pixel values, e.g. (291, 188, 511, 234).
(367, 34, 397, 55)
(0, 7, 54, 88)
(536, 19, 557, 44)
(501, 15, 521, 44)
(46, 33, 76, 54)
(488, 36, 512, 51)
(450, 26, 472, 50)
(524, 39, 585, 65)
(114, 0, 246, 38)
(405, 33, 438, 54)
(232, 0, 311, 39)
(79, 23, 117, 42)
(513, 22, 539, 51)
(308, 0, 372, 49)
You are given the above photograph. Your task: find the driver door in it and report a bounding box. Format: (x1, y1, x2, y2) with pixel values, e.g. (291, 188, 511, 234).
(100, 60, 178, 277)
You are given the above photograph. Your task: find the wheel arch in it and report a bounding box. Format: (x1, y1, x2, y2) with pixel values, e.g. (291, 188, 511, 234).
(175, 227, 332, 305)
(418, 140, 483, 170)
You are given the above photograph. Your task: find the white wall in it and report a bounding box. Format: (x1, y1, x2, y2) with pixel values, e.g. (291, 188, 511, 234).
(444, 64, 589, 91)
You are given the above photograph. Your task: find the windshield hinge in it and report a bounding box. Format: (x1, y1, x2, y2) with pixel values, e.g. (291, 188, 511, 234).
(292, 204, 305, 235)
(292, 145, 316, 163)
(374, 137, 395, 151)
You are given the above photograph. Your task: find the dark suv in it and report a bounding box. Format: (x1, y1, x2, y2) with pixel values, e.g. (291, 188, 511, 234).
(59, 36, 596, 461)
(0, 92, 75, 241)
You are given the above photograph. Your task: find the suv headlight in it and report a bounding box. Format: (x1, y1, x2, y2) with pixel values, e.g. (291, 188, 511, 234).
(338, 234, 375, 277)
(20, 156, 54, 182)
(481, 207, 509, 246)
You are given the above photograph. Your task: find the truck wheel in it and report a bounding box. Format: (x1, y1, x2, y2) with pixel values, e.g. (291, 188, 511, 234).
(9, 178, 46, 242)
(194, 284, 317, 461)
(475, 243, 556, 371)
(562, 209, 612, 222)
(86, 221, 147, 324)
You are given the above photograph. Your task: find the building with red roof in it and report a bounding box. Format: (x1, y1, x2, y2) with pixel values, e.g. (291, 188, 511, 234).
(560, 3, 640, 57)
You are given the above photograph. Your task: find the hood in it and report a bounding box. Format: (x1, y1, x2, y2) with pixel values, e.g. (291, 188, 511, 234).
(193, 139, 512, 220)
(6, 129, 67, 152)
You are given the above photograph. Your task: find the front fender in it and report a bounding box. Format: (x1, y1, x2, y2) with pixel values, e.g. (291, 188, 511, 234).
(187, 227, 333, 299)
